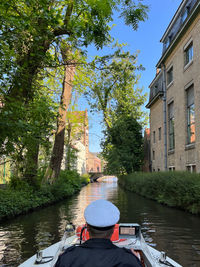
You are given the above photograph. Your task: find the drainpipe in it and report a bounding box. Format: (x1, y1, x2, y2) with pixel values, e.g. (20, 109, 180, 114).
(162, 64, 168, 171)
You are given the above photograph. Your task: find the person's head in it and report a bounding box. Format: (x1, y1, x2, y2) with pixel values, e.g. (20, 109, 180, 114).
(84, 199, 120, 239)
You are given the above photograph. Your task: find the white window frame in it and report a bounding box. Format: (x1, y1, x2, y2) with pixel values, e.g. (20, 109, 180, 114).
(168, 102, 175, 150)
(184, 40, 193, 68)
(186, 85, 195, 144)
(169, 166, 175, 171)
(186, 164, 196, 173)
(167, 66, 173, 87)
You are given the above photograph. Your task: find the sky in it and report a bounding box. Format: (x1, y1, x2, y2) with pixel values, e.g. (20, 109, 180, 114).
(78, 0, 182, 153)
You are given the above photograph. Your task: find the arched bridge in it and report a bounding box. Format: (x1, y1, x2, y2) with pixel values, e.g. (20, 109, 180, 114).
(88, 172, 104, 182)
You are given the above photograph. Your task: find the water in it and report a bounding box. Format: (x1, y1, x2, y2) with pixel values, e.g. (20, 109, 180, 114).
(0, 177, 200, 266)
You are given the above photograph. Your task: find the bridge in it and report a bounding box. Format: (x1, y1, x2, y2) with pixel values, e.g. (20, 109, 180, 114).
(88, 172, 104, 182)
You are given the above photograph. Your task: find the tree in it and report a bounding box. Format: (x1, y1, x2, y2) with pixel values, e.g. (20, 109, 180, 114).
(65, 110, 87, 172)
(3, 89, 57, 185)
(84, 45, 147, 129)
(0, 0, 148, 105)
(83, 45, 147, 175)
(102, 114, 144, 175)
(45, 46, 76, 181)
(44, 45, 92, 181)
(0, 0, 148, 182)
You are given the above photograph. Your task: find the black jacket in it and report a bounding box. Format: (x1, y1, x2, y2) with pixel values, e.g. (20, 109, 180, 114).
(55, 238, 143, 267)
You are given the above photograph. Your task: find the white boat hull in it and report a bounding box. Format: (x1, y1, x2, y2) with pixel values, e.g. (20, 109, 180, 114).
(19, 224, 182, 267)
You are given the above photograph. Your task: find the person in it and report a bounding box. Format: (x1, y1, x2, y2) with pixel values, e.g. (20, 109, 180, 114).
(55, 199, 143, 267)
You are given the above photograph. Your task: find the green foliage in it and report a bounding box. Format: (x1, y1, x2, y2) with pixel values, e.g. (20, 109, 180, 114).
(65, 146, 78, 172)
(0, 0, 148, 182)
(118, 171, 200, 215)
(103, 114, 144, 175)
(0, 90, 57, 183)
(0, 170, 84, 221)
(64, 111, 86, 172)
(57, 170, 82, 189)
(83, 43, 146, 177)
(8, 176, 31, 191)
(80, 173, 90, 185)
(0, 0, 148, 100)
(84, 44, 147, 128)
(0, 159, 11, 183)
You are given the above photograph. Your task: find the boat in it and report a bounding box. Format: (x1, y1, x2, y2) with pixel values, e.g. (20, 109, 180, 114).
(19, 223, 182, 267)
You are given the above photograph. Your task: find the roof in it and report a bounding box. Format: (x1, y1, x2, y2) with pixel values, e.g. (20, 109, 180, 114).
(160, 0, 187, 42)
(156, 0, 200, 68)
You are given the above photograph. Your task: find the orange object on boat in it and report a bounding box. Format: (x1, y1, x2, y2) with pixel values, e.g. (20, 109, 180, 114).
(76, 225, 90, 241)
(76, 224, 119, 242)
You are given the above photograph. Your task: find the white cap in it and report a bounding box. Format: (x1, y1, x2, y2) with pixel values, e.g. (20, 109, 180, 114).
(84, 199, 120, 227)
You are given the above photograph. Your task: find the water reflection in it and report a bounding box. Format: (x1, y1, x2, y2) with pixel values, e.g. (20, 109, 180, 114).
(0, 177, 200, 267)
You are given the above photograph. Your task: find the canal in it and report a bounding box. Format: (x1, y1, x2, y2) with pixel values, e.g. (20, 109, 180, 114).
(0, 177, 200, 267)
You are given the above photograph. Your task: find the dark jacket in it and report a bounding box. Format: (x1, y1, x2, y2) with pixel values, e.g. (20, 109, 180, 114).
(55, 238, 143, 267)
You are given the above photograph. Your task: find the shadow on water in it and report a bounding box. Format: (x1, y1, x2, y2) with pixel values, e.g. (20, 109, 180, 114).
(0, 176, 200, 266)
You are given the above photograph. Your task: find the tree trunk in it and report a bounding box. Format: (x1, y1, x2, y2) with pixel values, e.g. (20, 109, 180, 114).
(24, 141, 40, 186)
(66, 124, 72, 170)
(45, 55, 75, 183)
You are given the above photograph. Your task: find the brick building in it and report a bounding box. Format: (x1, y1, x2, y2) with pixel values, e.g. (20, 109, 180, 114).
(146, 0, 200, 172)
(88, 152, 102, 173)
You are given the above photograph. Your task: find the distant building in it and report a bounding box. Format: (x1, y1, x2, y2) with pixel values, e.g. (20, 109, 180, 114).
(68, 141, 87, 175)
(146, 0, 200, 172)
(88, 152, 102, 173)
(61, 109, 103, 175)
(62, 110, 89, 175)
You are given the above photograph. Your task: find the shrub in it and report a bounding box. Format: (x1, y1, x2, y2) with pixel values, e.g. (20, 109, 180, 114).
(8, 175, 31, 191)
(118, 171, 200, 215)
(80, 173, 90, 185)
(0, 170, 85, 221)
(57, 170, 82, 189)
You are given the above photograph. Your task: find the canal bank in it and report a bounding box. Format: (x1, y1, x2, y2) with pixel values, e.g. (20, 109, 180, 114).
(0, 170, 90, 222)
(118, 172, 200, 215)
(0, 177, 200, 266)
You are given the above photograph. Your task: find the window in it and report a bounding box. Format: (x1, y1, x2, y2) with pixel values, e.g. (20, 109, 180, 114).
(184, 42, 193, 66)
(169, 166, 175, 171)
(152, 85, 158, 97)
(167, 66, 173, 85)
(165, 39, 170, 49)
(187, 86, 195, 144)
(153, 131, 156, 143)
(168, 102, 175, 150)
(182, 5, 190, 23)
(186, 165, 196, 173)
(165, 34, 173, 49)
(158, 127, 161, 140)
(192, 165, 196, 173)
(152, 150, 155, 160)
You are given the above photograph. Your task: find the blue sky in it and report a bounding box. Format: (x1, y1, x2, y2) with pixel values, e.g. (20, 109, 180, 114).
(78, 0, 181, 152)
